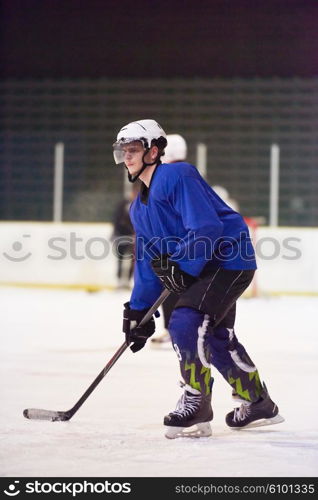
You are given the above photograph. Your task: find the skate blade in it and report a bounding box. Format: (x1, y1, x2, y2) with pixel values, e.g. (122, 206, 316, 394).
(165, 422, 212, 439)
(150, 340, 171, 349)
(151, 343, 171, 350)
(151, 335, 171, 347)
(231, 413, 285, 430)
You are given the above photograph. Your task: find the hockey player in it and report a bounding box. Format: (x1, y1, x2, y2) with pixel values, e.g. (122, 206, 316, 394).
(113, 119, 284, 438)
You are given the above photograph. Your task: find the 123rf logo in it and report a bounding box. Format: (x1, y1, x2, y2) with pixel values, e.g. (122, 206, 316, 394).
(3, 481, 20, 496)
(4, 480, 131, 496)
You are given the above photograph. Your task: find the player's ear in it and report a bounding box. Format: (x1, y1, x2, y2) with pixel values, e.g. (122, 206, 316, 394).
(150, 145, 159, 161)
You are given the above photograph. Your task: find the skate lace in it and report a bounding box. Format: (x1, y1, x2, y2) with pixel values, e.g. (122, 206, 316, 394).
(233, 402, 252, 422)
(173, 392, 202, 418)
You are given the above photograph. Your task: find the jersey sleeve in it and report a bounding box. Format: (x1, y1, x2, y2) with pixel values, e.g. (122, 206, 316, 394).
(169, 175, 224, 276)
(129, 235, 163, 310)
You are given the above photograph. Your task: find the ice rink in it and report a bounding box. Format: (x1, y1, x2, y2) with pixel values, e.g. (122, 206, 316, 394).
(1, 286, 317, 477)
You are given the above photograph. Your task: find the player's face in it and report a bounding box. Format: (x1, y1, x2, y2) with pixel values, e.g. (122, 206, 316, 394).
(122, 141, 145, 175)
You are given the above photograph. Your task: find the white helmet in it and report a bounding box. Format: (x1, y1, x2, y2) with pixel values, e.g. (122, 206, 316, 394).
(212, 185, 230, 201)
(164, 134, 187, 163)
(113, 119, 167, 164)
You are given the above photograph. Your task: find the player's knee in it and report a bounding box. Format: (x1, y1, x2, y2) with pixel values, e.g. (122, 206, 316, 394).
(169, 307, 205, 349)
(206, 325, 229, 355)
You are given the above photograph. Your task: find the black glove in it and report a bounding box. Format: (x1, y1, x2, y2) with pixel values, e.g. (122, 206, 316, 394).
(123, 302, 156, 353)
(151, 255, 196, 294)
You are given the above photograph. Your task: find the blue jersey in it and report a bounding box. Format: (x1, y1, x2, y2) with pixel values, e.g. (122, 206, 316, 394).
(129, 162, 256, 310)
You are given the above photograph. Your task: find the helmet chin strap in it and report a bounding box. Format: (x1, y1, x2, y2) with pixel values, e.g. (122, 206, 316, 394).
(127, 150, 160, 183)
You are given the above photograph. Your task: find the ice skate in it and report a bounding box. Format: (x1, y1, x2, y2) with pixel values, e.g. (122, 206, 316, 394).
(151, 328, 171, 347)
(226, 384, 284, 429)
(164, 383, 213, 439)
(116, 276, 131, 291)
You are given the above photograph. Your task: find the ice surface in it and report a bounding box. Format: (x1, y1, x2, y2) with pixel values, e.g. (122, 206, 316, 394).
(1, 287, 317, 477)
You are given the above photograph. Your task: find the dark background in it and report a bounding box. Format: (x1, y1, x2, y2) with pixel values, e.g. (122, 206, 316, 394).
(2, 0, 318, 79)
(1, 0, 318, 225)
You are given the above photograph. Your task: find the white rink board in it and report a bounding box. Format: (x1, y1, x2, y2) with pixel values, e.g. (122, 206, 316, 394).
(0, 222, 317, 294)
(256, 227, 318, 295)
(0, 222, 117, 288)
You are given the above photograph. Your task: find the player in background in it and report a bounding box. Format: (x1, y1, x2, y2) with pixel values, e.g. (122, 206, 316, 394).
(212, 185, 240, 212)
(113, 119, 284, 438)
(111, 188, 136, 289)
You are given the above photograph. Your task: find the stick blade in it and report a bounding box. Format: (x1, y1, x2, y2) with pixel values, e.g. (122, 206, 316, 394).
(23, 408, 70, 421)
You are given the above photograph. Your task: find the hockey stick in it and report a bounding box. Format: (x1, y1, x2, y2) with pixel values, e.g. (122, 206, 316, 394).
(23, 288, 171, 422)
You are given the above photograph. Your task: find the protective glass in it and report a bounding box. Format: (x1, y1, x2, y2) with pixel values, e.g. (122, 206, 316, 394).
(112, 138, 145, 164)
